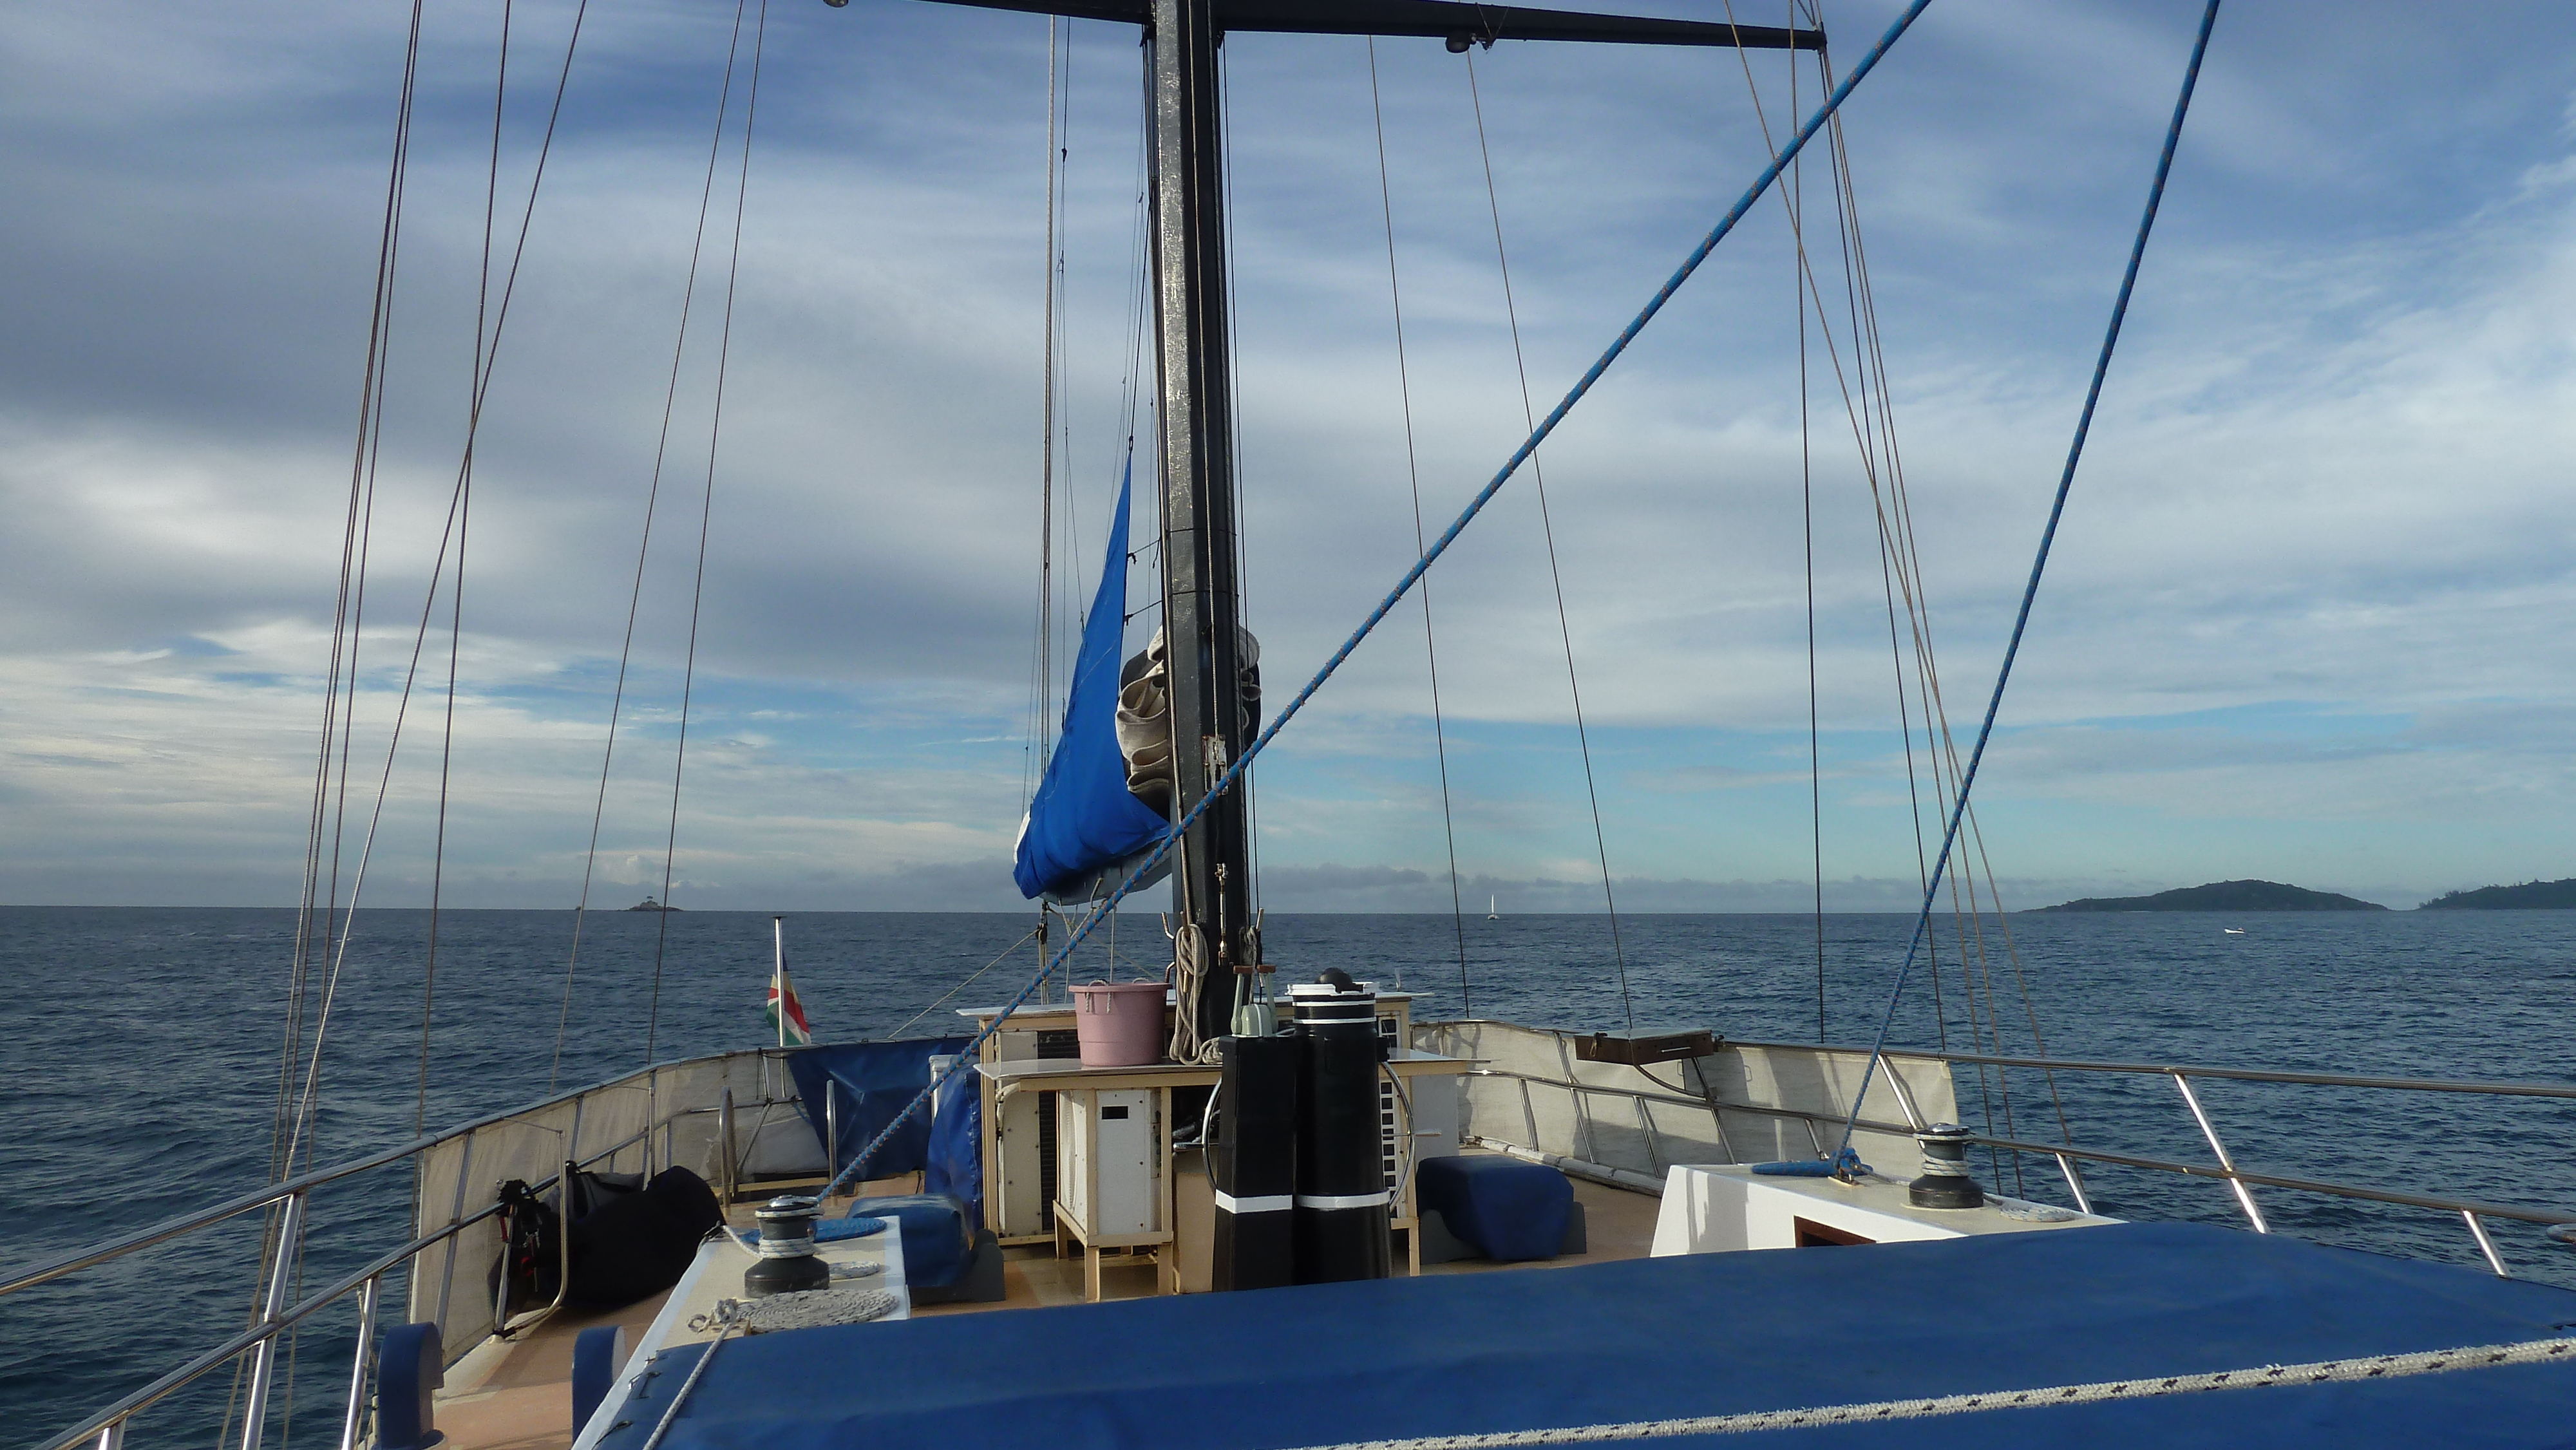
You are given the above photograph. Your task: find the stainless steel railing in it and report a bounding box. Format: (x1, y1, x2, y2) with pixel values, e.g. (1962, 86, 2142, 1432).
(1430, 1021, 2576, 1278)
(0, 1048, 816, 1450)
(1723, 1035, 2576, 1274)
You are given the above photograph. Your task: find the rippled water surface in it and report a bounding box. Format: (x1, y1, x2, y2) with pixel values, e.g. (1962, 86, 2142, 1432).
(4, 905, 2572, 1447)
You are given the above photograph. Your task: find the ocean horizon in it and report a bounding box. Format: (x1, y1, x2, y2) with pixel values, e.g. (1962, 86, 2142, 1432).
(5, 906, 2572, 1447)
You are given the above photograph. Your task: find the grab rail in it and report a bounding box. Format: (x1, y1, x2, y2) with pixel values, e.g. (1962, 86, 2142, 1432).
(1439, 1026, 2576, 1277)
(1716, 1038, 2576, 1100)
(5, 1046, 817, 1450)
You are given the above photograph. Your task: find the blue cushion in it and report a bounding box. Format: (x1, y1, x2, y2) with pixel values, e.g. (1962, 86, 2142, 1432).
(1416, 1155, 1571, 1262)
(571, 1324, 625, 1433)
(842, 1194, 972, 1287)
(815, 1215, 886, 1243)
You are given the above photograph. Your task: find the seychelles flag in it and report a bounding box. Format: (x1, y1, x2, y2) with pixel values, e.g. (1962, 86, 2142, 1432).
(766, 965, 814, 1046)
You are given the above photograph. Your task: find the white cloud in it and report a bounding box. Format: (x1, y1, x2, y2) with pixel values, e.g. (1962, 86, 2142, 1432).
(7, 1, 2576, 909)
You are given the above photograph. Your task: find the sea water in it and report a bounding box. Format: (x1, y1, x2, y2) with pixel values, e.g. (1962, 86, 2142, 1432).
(3, 905, 2571, 1448)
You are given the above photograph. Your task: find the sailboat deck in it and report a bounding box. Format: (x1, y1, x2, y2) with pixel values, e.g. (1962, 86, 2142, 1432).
(431, 1167, 1660, 1450)
(931, 1171, 1663, 1314)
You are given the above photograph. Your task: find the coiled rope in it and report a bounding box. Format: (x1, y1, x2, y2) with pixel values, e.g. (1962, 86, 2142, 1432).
(1832, 0, 2222, 1162)
(1285, 1335, 2576, 1447)
(817, 0, 1937, 1201)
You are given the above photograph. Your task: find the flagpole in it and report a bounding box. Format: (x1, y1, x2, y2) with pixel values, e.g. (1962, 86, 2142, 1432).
(772, 914, 786, 1049)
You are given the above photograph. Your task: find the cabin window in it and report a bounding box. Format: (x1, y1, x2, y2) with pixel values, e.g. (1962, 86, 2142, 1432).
(1793, 1217, 1873, 1247)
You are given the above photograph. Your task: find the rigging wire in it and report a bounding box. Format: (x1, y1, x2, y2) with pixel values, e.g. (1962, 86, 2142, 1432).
(422, 0, 515, 1136)
(1464, 50, 1636, 1035)
(1714, 14, 2007, 1150)
(1719, 15, 2013, 1162)
(1367, 37, 1471, 1013)
(277, 0, 592, 1172)
(247, 18, 425, 1440)
(1790, 12, 1826, 1046)
(1809, 26, 2069, 1171)
(887, 926, 1043, 1039)
(551, 0, 748, 1089)
(274, 0, 424, 1187)
(819, 0, 1937, 1196)
(647, 0, 771, 1063)
(246, 1, 587, 1439)
(1710, 6, 2056, 1182)
(1728, 19, 1955, 1080)
(1032, 13, 1065, 798)
(1834, 0, 2223, 1161)
(1723, 0, 1830, 1042)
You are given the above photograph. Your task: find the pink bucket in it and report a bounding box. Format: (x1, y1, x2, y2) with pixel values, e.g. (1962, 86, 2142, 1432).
(1071, 981, 1167, 1068)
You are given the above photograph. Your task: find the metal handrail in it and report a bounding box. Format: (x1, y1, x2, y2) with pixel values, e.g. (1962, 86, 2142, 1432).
(1444, 1033, 2576, 1259)
(1962, 1129, 2576, 1228)
(35, 1196, 513, 1450)
(12, 1050, 810, 1450)
(1716, 1037, 2576, 1100)
(0, 1071, 800, 1299)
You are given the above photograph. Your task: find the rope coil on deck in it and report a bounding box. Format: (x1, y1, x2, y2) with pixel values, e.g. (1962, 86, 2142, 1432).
(687, 1286, 898, 1335)
(1289, 1335, 2576, 1447)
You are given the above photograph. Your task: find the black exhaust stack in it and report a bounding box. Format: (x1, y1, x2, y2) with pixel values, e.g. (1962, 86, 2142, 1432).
(1291, 971, 1392, 1283)
(1212, 1031, 1301, 1290)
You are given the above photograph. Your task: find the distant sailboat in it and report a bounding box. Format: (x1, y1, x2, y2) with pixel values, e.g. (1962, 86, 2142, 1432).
(1487, 894, 1500, 921)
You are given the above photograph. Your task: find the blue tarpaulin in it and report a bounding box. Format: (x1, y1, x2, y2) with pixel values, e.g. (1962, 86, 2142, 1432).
(922, 1066, 982, 1234)
(785, 1039, 970, 1183)
(595, 1222, 2576, 1449)
(1014, 463, 1171, 901)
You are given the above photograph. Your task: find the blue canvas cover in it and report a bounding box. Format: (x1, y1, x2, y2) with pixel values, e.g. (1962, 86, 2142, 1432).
(921, 1065, 982, 1234)
(842, 1193, 973, 1289)
(1417, 1153, 1571, 1261)
(594, 1222, 2576, 1450)
(1014, 464, 1171, 901)
(785, 1039, 969, 1182)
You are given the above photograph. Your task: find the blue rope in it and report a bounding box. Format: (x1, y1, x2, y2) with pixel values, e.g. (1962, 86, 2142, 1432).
(820, 0, 1938, 1201)
(1831, 0, 2222, 1163)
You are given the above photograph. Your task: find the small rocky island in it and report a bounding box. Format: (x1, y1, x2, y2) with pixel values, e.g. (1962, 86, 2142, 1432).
(2034, 880, 2387, 912)
(2419, 878, 2576, 909)
(625, 896, 682, 912)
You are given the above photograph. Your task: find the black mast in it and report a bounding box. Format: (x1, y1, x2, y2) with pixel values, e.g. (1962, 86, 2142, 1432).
(832, 0, 1823, 1049)
(1146, 0, 1255, 1045)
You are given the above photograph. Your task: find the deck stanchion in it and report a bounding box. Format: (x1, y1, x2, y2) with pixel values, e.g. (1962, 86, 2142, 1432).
(338, 1277, 381, 1450)
(720, 1088, 737, 1204)
(2465, 1212, 2510, 1277)
(1879, 1070, 1926, 1131)
(1556, 1037, 1601, 1165)
(433, 1131, 478, 1333)
(93, 1422, 122, 1450)
(1633, 1097, 1664, 1174)
(2055, 1153, 2095, 1216)
(2172, 1073, 2268, 1233)
(237, 1191, 307, 1450)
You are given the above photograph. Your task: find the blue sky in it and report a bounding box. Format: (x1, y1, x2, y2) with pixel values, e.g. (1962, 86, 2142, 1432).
(3, 0, 2574, 910)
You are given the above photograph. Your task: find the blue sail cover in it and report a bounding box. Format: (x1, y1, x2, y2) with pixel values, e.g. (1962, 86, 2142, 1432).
(596, 1223, 2576, 1450)
(1014, 465, 1171, 901)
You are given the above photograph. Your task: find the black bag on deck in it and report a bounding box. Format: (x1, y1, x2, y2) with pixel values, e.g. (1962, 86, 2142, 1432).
(486, 1168, 687, 1330)
(488, 1179, 562, 1330)
(564, 1166, 723, 1311)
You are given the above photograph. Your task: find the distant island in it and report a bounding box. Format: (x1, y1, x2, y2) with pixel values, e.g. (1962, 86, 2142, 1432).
(2419, 878, 2576, 910)
(2034, 880, 2388, 912)
(625, 897, 682, 912)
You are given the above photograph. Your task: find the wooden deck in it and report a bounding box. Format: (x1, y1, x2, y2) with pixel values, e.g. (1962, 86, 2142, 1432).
(435, 1167, 1661, 1450)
